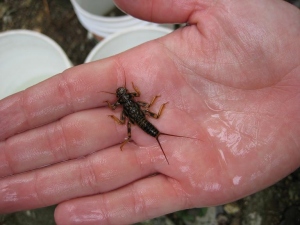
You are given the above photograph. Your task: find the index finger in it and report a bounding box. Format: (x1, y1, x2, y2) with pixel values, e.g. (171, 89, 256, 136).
(0, 58, 121, 141)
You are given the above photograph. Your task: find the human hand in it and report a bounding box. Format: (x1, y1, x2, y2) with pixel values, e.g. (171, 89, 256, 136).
(1, 0, 300, 224)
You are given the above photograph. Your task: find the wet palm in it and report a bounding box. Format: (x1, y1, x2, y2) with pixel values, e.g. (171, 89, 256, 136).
(0, 0, 299, 224)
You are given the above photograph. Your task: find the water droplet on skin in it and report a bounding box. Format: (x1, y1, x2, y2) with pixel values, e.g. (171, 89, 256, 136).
(233, 175, 242, 185)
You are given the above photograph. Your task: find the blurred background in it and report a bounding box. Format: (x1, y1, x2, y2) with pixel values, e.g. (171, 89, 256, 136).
(0, 0, 300, 224)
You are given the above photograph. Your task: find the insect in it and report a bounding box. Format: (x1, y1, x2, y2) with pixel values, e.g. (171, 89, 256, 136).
(103, 82, 194, 164)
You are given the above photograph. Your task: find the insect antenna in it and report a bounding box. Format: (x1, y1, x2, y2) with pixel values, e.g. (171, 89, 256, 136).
(156, 136, 170, 165)
(99, 91, 115, 95)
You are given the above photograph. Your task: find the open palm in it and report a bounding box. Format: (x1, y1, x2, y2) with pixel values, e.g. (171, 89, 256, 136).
(0, 0, 299, 224)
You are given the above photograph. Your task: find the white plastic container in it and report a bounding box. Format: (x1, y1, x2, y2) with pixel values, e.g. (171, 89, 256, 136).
(0, 30, 72, 99)
(70, 0, 155, 38)
(85, 26, 172, 62)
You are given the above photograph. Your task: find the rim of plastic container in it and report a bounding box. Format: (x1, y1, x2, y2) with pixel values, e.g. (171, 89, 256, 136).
(0, 29, 72, 68)
(85, 26, 173, 63)
(70, 0, 133, 22)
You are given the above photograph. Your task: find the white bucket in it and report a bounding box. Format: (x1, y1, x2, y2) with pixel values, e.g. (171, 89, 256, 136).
(0, 30, 72, 99)
(70, 0, 156, 38)
(85, 26, 172, 62)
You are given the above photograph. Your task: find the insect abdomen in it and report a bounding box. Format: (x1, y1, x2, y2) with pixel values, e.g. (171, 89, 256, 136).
(137, 118, 160, 137)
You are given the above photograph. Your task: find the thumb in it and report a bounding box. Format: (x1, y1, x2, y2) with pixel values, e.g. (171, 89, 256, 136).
(113, 0, 211, 23)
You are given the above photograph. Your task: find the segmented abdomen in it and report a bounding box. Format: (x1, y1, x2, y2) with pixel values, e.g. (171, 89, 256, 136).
(136, 118, 159, 138)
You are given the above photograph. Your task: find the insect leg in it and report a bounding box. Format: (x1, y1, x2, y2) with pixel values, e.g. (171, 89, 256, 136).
(129, 82, 140, 97)
(143, 102, 168, 119)
(104, 101, 120, 110)
(108, 111, 126, 124)
(120, 121, 132, 151)
(137, 95, 161, 109)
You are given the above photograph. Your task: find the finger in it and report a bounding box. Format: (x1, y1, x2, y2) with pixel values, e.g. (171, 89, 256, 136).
(54, 174, 186, 225)
(0, 107, 127, 178)
(0, 40, 179, 142)
(114, 0, 212, 23)
(0, 59, 120, 141)
(0, 67, 196, 178)
(0, 36, 195, 141)
(0, 143, 164, 214)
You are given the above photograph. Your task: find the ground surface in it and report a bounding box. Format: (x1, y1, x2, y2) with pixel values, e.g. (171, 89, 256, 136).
(0, 0, 300, 224)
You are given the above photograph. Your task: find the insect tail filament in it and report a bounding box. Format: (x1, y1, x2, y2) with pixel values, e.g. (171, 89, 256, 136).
(160, 133, 198, 140)
(156, 136, 170, 165)
(156, 133, 198, 164)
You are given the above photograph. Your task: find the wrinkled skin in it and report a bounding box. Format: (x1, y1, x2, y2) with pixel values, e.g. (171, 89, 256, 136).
(0, 0, 300, 224)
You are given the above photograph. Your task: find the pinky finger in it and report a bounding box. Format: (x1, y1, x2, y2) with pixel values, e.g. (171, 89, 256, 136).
(54, 174, 187, 225)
